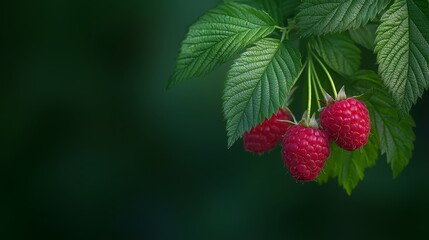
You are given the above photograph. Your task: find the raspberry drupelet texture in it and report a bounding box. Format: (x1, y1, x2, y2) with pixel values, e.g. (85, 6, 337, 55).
(320, 98, 370, 151)
(243, 108, 291, 153)
(282, 125, 330, 181)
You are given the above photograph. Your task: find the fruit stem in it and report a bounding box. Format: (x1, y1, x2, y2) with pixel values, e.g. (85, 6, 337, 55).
(296, 59, 308, 80)
(311, 62, 324, 108)
(313, 69, 324, 96)
(310, 61, 321, 109)
(312, 53, 338, 99)
(306, 53, 312, 122)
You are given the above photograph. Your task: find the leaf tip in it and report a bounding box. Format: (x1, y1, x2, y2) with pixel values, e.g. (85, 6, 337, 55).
(345, 189, 353, 196)
(166, 75, 178, 90)
(165, 82, 173, 90)
(392, 167, 405, 179)
(227, 136, 237, 149)
(343, 184, 354, 196)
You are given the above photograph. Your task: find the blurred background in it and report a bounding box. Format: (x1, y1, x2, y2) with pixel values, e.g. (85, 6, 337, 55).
(2, 0, 429, 239)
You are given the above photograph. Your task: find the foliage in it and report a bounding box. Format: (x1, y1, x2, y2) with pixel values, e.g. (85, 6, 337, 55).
(375, 0, 429, 113)
(168, 0, 426, 194)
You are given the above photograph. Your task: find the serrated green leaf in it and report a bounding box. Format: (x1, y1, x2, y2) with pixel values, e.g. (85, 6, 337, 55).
(375, 0, 429, 113)
(224, 0, 284, 24)
(349, 24, 378, 50)
(223, 38, 301, 147)
(296, 0, 390, 37)
(311, 34, 361, 76)
(168, 3, 277, 88)
(280, 0, 301, 18)
(259, 0, 283, 24)
(223, 0, 301, 20)
(347, 70, 415, 177)
(224, 0, 301, 22)
(318, 134, 378, 195)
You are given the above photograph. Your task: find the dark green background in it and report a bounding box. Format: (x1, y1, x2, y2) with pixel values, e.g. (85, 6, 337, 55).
(2, 0, 429, 239)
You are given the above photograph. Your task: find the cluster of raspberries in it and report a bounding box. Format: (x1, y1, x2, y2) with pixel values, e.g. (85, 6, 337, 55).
(243, 95, 370, 182)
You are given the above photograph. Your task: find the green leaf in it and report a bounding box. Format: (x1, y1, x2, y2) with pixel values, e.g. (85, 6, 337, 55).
(224, 0, 284, 24)
(259, 0, 283, 24)
(168, 3, 277, 88)
(223, 38, 301, 147)
(347, 70, 415, 177)
(311, 34, 361, 76)
(280, 0, 301, 19)
(349, 24, 378, 50)
(317, 133, 378, 195)
(296, 0, 390, 37)
(375, 0, 429, 113)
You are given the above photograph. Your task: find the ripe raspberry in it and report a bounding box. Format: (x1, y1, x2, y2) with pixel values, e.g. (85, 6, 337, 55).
(243, 108, 291, 153)
(282, 125, 330, 181)
(320, 98, 370, 151)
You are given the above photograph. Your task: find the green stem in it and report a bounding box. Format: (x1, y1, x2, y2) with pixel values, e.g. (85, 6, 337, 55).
(310, 61, 321, 109)
(311, 62, 324, 99)
(275, 26, 289, 42)
(281, 28, 288, 42)
(312, 53, 338, 99)
(306, 55, 312, 121)
(297, 59, 308, 80)
(313, 70, 324, 96)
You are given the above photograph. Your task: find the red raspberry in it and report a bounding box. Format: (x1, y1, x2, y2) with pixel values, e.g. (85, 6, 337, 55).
(282, 125, 330, 181)
(320, 98, 370, 151)
(243, 109, 291, 153)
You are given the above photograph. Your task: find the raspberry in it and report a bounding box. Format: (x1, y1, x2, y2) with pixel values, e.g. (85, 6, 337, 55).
(320, 97, 370, 151)
(243, 108, 291, 153)
(282, 125, 330, 181)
